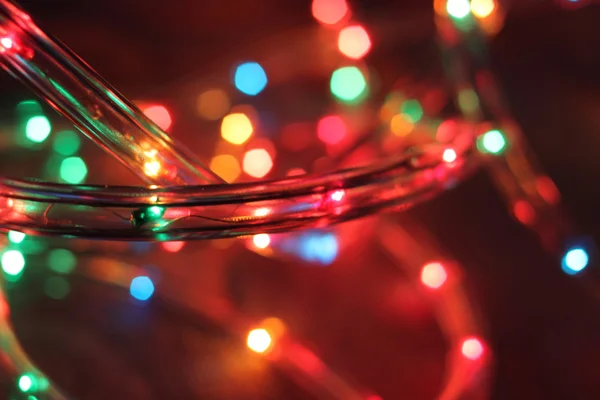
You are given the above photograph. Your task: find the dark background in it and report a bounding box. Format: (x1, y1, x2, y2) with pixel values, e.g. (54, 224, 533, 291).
(3, 0, 600, 399)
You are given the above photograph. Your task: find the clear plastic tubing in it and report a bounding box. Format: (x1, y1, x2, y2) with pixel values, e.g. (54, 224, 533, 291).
(0, 0, 223, 186)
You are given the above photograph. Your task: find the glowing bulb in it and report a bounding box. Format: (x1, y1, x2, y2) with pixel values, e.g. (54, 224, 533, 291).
(446, 0, 471, 19)
(247, 328, 272, 353)
(317, 115, 346, 145)
(461, 337, 484, 360)
(8, 230, 26, 244)
(197, 88, 230, 120)
(210, 154, 241, 182)
(478, 129, 507, 155)
(0, 37, 13, 49)
(162, 241, 185, 252)
(2, 250, 25, 276)
(25, 116, 51, 143)
(234, 62, 268, 96)
(253, 234, 271, 249)
(562, 247, 589, 275)
(311, 0, 348, 25)
(144, 160, 161, 177)
(390, 114, 414, 137)
(18, 374, 36, 392)
(330, 190, 345, 202)
(471, 0, 495, 18)
(243, 149, 273, 178)
(254, 208, 270, 217)
(330, 66, 367, 103)
(130, 276, 155, 301)
(420, 262, 448, 289)
(338, 25, 371, 59)
(60, 156, 87, 184)
(442, 148, 458, 163)
(400, 100, 423, 123)
(221, 113, 253, 145)
(143, 105, 172, 131)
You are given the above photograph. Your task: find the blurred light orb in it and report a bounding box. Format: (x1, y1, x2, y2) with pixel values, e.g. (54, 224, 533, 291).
(253, 234, 271, 249)
(446, 0, 471, 19)
(338, 25, 371, 59)
(210, 154, 241, 182)
(197, 88, 230, 120)
(461, 337, 484, 360)
(317, 115, 346, 144)
(478, 129, 507, 154)
(221, 113, 253, 145)
(60, 156, 87, 184)
(471, 0, 496, 18)
(234, 62, 268, 96)
(162, 241, 185, 253)
(143, 104, 172, 131)
(330, 66, 367, 103)
(400, 99, 424, 123)
(2, 250, 25, 276)
(243, 149, 273, 178)
(311, 0, 348, 25)
(25, 115, 51, 143)
(562, 247, 589, 275)
(53, 130, 81, 156)
(247, 328, 272, 353)
(0, 37, 13, 49)
(18, 374, 34, 392)
(390, 114, 414, 137)
(130, 276, 155, 301)
(8, 230, 25, 244)
(442, 148, 458, 163)
(420, 262, 448, 289)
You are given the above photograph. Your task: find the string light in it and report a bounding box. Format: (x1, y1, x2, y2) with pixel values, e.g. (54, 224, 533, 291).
(317, 115, 346, 145)
(247, 328, 272, 353)
(442, 149, 458, 163)
(142, 104, 172, 131)
(18, 374, 36, 393)
(420, 262, 448, 289)
(330, 190, 345, 202)
(470, 0, 496, 18)
(253, 234, 271, 249)
(130, 276, 155, 301)
(25, 115, 51, 143)
(243, 148, 273, 178)
(338, 25, 371, 60)
(47, 248, 76, 274)
(59, 156, 87, 184)
(210, 154, 241, 182)
(390, 114, 414, 137)
(52, 130, 81, 156)
(161, 241, 185, 252)
(221, 113, 253, 145)
(446, 0, 471, 19)
(461, 337, 484, 360)
(197, 88, 230, 120)
(400, 100, 424, 123)
(330, 66, 367, 103)
(561, 247, 589, 275)
(477, 129, 507, 155)
(143, 160, 161, 177)
(0, 37, 13, 50)
(1, 250, 25, 276)
(311, 0, 348, 25)
(234, 62, 268, 96)
(8, 230, 26, 244)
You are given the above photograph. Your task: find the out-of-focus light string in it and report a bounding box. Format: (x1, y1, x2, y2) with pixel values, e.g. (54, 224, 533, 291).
(436, 1, 595, 277)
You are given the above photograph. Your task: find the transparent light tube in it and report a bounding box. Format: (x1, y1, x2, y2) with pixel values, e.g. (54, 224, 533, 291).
(0, 0, 222, 186)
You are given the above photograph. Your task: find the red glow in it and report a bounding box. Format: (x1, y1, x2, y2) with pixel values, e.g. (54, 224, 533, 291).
(317, 115, 346, 145)
(436, 120, 458, 142)
(536, 176, 560, 205)
(162, 241, 185, 253)
(312, 0, 348, 25)
(420, 262, 448, 289)
(243, 149, 273, 178)
(513, 200, 536, 226)
(281, 122, 314, 151)
(442, 148, 457, 163)
(287, 168, 306, 176)
(461, 337, 484, 360)
(143, 105, 172, 131)
(338, 25, 371, 60)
